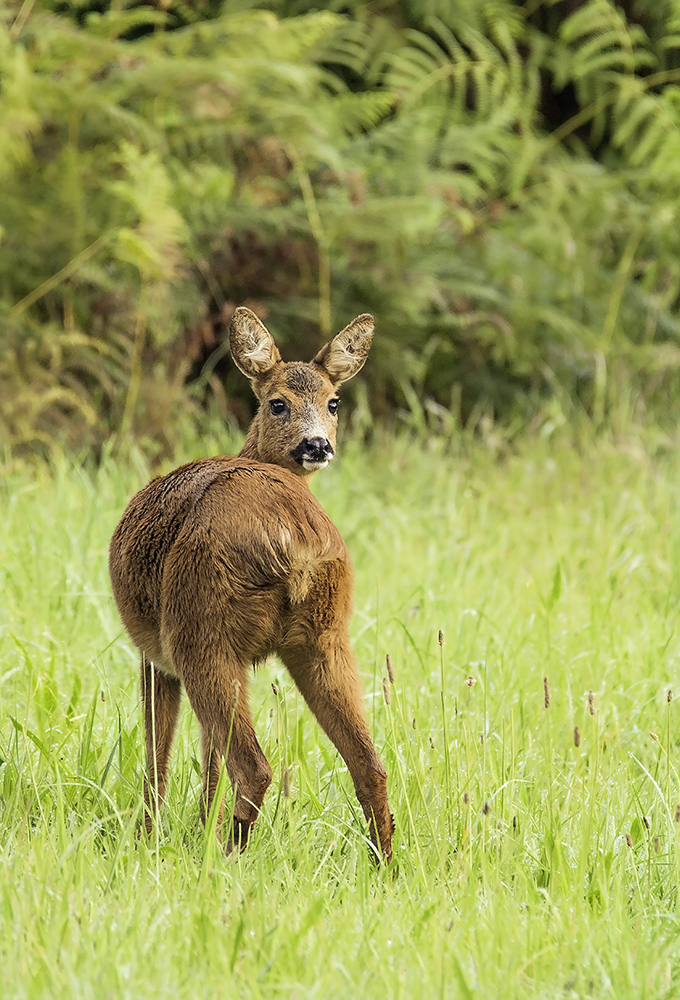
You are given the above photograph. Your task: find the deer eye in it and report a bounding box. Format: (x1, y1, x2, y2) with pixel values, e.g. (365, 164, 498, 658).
(269, 399, 287, 416)
(328, 398, 340, 416)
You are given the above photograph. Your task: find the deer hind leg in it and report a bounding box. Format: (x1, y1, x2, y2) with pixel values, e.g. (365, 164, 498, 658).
(181, 663, 272, 853)
(140, 655, 182, 835)
(280, 638, 394, 863)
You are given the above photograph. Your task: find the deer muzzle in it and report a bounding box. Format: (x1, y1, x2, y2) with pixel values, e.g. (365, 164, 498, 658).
(291, 437, 335, 471)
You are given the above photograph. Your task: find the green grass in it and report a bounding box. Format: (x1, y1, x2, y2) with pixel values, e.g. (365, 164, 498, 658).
(2, 430, 680, 998)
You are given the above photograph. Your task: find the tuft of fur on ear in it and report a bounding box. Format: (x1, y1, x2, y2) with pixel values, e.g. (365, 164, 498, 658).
(230, 307, 282, 379)
(313, 314, 374, 384)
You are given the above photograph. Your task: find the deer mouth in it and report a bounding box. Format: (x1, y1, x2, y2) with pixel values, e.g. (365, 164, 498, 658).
(301, 457, 330, 471)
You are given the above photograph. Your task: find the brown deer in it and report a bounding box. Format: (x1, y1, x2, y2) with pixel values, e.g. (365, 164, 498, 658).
(109, 307, 393, 862)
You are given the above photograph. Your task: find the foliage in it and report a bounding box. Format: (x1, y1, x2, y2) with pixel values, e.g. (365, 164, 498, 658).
(3, 434, 680, 994)
(4, 0, 680, 452)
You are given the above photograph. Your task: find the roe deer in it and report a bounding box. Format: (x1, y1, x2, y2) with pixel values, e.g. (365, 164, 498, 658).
(109, 307, 394, 862)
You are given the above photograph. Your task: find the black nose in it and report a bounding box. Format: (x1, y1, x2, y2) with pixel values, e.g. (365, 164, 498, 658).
(304, 437, 334, 461)
(291, 437, 334, 465)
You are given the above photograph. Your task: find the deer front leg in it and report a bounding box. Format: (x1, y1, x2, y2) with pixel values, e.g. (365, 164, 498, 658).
(281, 639, 394, 862)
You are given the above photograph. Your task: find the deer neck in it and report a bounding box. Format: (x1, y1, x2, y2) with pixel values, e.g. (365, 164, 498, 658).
(237, 421, 261, 462)
(237, 418, 314, 485)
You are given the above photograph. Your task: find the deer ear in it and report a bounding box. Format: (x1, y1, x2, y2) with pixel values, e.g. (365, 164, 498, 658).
(230, 307, 282, 379)
(313, 314, 374, 384)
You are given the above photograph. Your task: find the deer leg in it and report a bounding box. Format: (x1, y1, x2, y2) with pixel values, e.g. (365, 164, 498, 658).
(140, 655, 182, 835)
(280, 639, 394, 862)
(182, 665, 272, 853)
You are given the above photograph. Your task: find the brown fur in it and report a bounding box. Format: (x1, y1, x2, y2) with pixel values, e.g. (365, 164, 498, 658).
(109, 307, 393, 861)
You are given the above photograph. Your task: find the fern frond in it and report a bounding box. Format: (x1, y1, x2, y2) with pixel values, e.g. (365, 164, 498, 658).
(556, 0, 656, 140)
(84, 7, 168, 40)
(0, 32, 40, 179)
(328, 92, 396, 136)
(385, 24, 513, 114)
(314, 19, 396, 84)
(561, 0, 654, 77)
(611, 79, 679, 167)
(421, 16, 467, 64)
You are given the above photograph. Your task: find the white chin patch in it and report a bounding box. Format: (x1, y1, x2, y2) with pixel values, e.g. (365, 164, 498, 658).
(302, 458, 330, 471)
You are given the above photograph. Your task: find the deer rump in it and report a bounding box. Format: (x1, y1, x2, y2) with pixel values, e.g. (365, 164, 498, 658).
(110, 456, 350, 680)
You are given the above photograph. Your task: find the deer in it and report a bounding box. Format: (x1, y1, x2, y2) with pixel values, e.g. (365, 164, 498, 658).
(109, 306, 394, 863)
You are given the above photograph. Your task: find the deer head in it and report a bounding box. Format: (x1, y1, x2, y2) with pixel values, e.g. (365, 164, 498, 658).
(230, 307, 374, 477)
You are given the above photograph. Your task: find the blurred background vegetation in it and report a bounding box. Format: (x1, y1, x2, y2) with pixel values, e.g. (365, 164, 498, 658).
(3, 0, 680, 457)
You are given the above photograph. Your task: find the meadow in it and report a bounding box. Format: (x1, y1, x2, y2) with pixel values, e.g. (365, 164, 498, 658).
(2, 427, 680, 998)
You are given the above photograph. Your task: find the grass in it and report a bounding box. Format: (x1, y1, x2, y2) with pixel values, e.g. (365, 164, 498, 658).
(2, 428, 680, 997)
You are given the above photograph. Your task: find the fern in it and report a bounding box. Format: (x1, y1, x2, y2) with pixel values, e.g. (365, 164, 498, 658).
(0, 34, 39, 179)
(382, 14, 540, 199)
(658, 0, 680, 60)
(5, 0, 680, 453)
(560, 1, 655, 79)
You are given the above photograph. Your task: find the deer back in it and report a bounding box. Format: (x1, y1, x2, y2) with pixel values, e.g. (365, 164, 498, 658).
(109, 457, 350, 670)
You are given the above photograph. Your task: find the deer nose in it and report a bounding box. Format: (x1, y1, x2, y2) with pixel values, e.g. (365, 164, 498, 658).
(302, 437, 334, 462)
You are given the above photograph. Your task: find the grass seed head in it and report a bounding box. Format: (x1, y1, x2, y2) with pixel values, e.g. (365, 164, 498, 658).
(462, 792, 470, 805)
(465, 676, 476, 688)
(668, 688, 673, 703)
(483, 800, 491, 816)
(654, 836, 661, 853)
(626, 833, 633, 848)
(271, 682, 279, 696)
(282, 768, 291, 798)
(574, 726, 581, 747)
(386, 653, 395, 684)
(543, 676, 551, 709)
(429, 735, 435, 748)
(643, 815, 650, 831)
(438, 630, 444, 646)
(382, 677, 391, 706)
(675, 804, 680, 823)
(412, 717, 417, 730)
(588, 690, 595, 715)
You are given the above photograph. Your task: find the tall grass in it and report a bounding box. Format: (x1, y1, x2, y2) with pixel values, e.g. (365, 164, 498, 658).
(2, 431, 680, 997)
